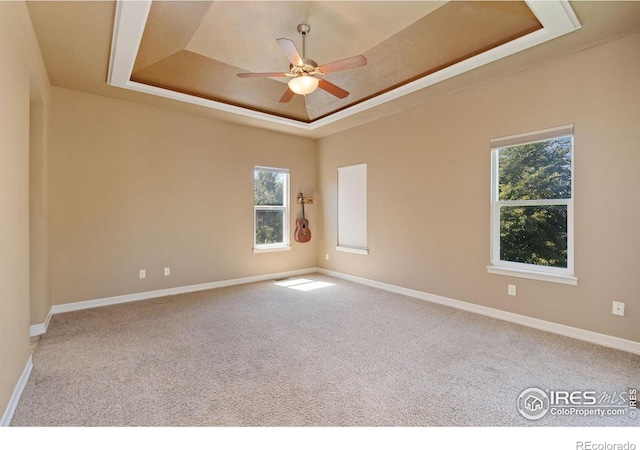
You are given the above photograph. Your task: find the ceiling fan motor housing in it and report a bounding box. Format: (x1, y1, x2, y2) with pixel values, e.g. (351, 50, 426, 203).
(289, 58, 319, 77)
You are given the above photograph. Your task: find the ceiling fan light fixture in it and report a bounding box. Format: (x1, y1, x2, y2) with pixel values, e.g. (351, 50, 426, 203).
(288, 75, 319, 95)
(237, 24, 366, 103)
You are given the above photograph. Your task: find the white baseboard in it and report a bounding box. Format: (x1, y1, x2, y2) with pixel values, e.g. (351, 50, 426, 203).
(51, 267, 317, 315)
(317, 268, 640, 356)
(29, 310, 52, 337)
(41, 266, 640, 356)
(1, 356, 33, 427)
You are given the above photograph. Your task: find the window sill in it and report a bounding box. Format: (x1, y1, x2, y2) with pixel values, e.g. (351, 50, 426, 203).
(253, 245, 291, 254)
(487, 265, 577, 285)
(336, 246, 369, 255)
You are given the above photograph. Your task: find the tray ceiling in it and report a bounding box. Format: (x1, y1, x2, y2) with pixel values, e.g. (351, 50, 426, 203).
(109, 1, 581, 132)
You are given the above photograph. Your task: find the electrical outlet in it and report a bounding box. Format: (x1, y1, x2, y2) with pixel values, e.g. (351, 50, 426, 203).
(325, 253, 329, 261)
(612, 301, 625, 317)
(139, 269, 146, 279)
(508, 284, 517, 296)
(164, 267, 170, 276)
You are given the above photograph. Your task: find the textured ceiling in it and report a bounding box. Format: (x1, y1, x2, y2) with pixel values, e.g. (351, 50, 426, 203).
(25, 1, 640, 138)
(131, 1, 541, 122)
(186, 2, 448, 73)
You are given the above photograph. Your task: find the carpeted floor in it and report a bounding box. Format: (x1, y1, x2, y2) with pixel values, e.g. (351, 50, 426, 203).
(11, 274, 640, 426)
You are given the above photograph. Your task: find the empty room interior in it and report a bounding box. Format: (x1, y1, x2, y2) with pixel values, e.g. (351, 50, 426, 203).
(1, 0, 640, 431)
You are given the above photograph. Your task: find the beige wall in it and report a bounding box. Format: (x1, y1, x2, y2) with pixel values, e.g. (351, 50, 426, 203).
(317, 32, 640, 343)
(51, 88, 317, 305)
(2, 2, 638, 425)
(30, 94, 52, 326)
(0, 1, 51, 421)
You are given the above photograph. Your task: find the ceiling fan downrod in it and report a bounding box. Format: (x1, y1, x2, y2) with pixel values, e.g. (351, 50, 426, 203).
(297, 24, 310, 59)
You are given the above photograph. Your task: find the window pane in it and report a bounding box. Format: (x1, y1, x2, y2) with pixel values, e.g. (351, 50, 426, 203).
(255, 209, 284, 245)
(500, 205, 568, 268)
(498, 136, 572, 201)
(254, 169, 285, 206)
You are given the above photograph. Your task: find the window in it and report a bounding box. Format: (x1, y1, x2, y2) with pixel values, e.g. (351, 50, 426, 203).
(254, 166, 290, 252)
(337, 163, 368, 255)
(488, 125, 576, 284)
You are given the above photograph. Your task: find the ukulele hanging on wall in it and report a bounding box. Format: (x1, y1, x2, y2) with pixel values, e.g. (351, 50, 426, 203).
(294, 193, 311, 243)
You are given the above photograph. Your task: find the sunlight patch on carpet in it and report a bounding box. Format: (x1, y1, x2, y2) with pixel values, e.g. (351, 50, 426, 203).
(274, 278, 335, 291)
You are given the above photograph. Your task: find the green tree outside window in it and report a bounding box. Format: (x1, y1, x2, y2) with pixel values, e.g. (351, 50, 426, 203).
(254, 168, 288, 246)
(497, 137, 572, 268)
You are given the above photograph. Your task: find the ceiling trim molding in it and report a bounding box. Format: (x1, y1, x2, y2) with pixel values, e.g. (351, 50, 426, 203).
(107, 0, 152, 87)
(108, 0, 581, 134)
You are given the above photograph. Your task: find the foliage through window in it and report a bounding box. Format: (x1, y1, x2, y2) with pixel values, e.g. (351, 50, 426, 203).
(254, 167, 289, 249)
(490, 125, 575, 282)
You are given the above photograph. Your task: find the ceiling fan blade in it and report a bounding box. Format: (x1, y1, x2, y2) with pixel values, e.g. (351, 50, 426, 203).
(237, 72, 287, 78)
(277, 38, 303, 66)
(319, 55, 367, 74)
(318, 79, 349, 99)
(279, 88, 296, 103)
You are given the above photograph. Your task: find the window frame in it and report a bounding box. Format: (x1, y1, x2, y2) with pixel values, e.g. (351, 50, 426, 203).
(487, 125, 577, 285)
(336, 163, 369, 255)
(253, 166, 291, 253)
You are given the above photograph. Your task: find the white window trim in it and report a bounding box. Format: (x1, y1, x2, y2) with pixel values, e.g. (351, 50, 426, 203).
(487, 125, 577, 285)
(253, 244, 291, 254)
(253, 166, 290, 252)
(486, 265, 577, 285)
(337, 163, 368, 255)
(336, 245, 369, 255)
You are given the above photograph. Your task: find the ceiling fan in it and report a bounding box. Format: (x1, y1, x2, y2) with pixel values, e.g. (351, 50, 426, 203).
(237, 24, 368, 103)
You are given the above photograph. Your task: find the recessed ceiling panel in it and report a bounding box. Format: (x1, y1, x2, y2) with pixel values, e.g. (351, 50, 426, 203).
(107, 0, 583, 130)
(131, 1, 542, 123)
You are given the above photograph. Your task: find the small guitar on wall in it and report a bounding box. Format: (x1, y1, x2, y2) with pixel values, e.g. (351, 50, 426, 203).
(294, 193, 311, 243)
